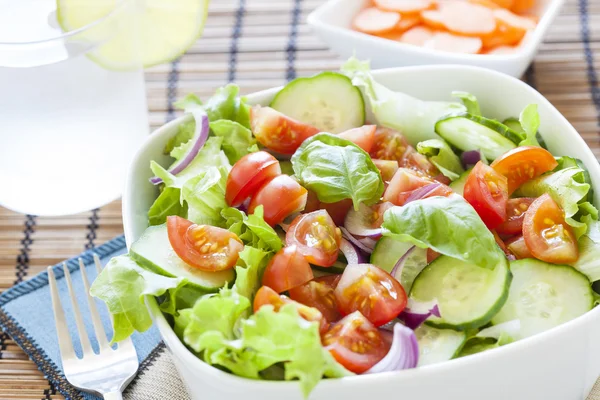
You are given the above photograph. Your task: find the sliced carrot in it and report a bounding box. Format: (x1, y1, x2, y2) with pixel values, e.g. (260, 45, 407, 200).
(511, 0, 535, 13)
(400, 26, 434, 46)
(374, 0, 434, 13)
(424, 31, 483, 54)
(485, 45, 519, 54)
(396, 14, 423, 31)
(481, 9, 535, 48)
(495, 8, 537, 30)
(422, 2, 496, 36)
(353, 7, 401, 34)
(468, 0, 502, 9)
(489, 0, 515, 9)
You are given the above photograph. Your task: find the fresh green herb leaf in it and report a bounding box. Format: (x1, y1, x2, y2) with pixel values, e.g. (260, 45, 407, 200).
(452, 91, 481, 116)
(233, 246, 272, 303)
(147, 187, 187, 226)
(291, 133, 384, 210)
(382, 195, 505, 269)
(182, 166, 228, 226)
(90, 255, 187, 343)
(416, 139, 464, 181)
(518, 104, 541, 147)
(210, 120, 257, 163)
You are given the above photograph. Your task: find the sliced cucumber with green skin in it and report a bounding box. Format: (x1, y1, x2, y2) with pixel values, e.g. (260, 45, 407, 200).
(415, 324, 466, 366)
(435, 113, 518, 160)
(502, 117, 548, 149)
(448, 168, 472, 196)
(409, 256, 511, 330)
(457, 337, 498, 358)
(492, 259, 593, 338)
(130, 224, 235, 291)
(391, 245, 428, 294)
(370, 237, 413, 273)
(270, 72, 365, 134)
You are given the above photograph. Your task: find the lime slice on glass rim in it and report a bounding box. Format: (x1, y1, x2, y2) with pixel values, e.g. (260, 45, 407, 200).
(56, 0, 209, 69)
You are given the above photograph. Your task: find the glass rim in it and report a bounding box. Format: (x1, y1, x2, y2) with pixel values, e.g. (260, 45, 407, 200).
(0, 0, 130, 46)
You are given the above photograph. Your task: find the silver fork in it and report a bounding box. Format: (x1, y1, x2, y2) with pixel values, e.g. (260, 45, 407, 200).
(48, 254, 139, 400)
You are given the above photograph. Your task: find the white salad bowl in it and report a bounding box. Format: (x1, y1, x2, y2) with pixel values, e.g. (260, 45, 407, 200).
(123, 65, 600, 400)
(307, 0, 565, 78)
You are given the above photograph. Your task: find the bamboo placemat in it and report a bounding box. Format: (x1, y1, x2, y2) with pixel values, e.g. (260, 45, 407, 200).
(0, 0, 599, 398)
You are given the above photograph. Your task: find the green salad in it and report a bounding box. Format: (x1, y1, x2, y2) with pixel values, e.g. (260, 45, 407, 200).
(91, 58, 600, 397)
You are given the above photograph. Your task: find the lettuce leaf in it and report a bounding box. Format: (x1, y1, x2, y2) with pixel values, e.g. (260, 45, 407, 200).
(182, 166, 228, 226)
(382, 194, 505, 269)
(221, 206, 283, 252)
(416, 139, 464, 181)
(291, 133, 384, 210)
(452, 91, 481, 116)
(341, 57, 465, 145)
(233, 246, 272, 304)
(147, 187, 187, 226)
(210, 120, 257, 163)
(164, 120, 195, 155)
(572, 216, 600, 282)
(518, 104, 541, 147)
(89, 255, 187, 342)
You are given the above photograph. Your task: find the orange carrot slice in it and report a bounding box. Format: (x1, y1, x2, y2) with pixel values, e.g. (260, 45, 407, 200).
(396, 14, 423, 31)
(485, 45, 519, 54)
(489, 0, 515, 9)
(352, 7, 401, 34)
(468, 0, 502, 9)
(495, 8, 537, 30)
(400, 26, 435, 46)
(481, 9, 534, 48)
(511, 0, 535, 13)
(422, 2, 496, 36)
(374, 0, 433, 13)
(424, 31, 483, 54)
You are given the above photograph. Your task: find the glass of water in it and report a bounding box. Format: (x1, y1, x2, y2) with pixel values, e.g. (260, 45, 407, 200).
(0, 0, 149, 216)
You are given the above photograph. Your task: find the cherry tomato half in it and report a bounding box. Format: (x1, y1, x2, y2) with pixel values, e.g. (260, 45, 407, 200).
(491, 146, 558, 194)
(167, 216, 243, 271)
(369, 127, 411, 162)
(254, 286, 327, 333)
(338, 125, 376, 153)
(289, 275, 342, 323)
(522, 193, 579, 264)
(401, 146, 440, 178)
(496, 197, 536, 235)
(334, 263, 407, 327)
(286, 210, 342, 267)
(262, 245, 314, 293)
(505, 235, 533, 260)
(250, 106, 319, 155)
(464, 161, 509, 230)
(225, 151, 281, 207)
(248, 175, 308, 226)
(323, 311, 391, 373)
(304, 193, 353, 227)
(383, 168, 452, 206)
(372, 159, 399, 183)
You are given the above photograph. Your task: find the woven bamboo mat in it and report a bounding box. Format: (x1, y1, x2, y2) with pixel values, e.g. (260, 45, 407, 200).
(0, 0, 599, 398)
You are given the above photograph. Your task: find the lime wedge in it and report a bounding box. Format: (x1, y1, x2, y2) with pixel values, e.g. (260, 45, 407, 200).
(56, 0, 209, 69)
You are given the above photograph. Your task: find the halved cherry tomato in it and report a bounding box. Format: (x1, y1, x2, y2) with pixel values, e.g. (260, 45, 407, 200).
(286, 210, 342, 267)
(496, 197, 536, 235)
(225, 151, 281, 207)
(262, 245, 314, 293)
(505, 235, 533, 259)
(401, 146, 440, 178)
(289, 275, 342, 322)
(338, 125, 376, 153)
(492, 230, 514, 259)
(369, 127, 411, 162)
(334, 263, 407, 327)
(303, 192, 353, 227)
(323, 311, 391, 373)
(426, 248, 441, 263)
(248, 175, 308, 226)
(254, 286, 327, 333)
(250, 106, 320, 155)
(490, 146, 558, 194)
(522, 193, 578, 264)
(167, 216, 243, 272)
(464, 161, 509, 229)
(383, 168, 452, 206)
(372, 159, 399, 182)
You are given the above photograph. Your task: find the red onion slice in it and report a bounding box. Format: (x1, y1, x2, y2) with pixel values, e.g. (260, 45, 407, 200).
(150, 110, 210, 185)
(404, 183, 441, 204)
(461, 150, 483, 169)
(340, 238, 367, 264)
(358, 236, 377, 250)
(365, 323, 419, 373)
(390, 246, 416, 279)
(340, 227, 374, 255)
(344, 203, 383, 238)
(399, 299, 441, 330)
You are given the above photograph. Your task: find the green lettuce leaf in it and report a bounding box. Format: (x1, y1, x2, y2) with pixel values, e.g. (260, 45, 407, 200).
(90, 255, 187, 343)
(210, 120, 257, 163)
(572, 216, 600, 282)
(382, 194, 505, 269)
(341, 57, 465, 145)
(174, 308, 193, 340)
(221, 206, 283, 252)
(416, 139, 464, 181)
(291, 132, 384, 210)
(518, 104, 541, 147)
(233, 246, 272, 303)
(514, 167, 593, 238)
(147, 187, 187, 226)
(458, 332, 513, 358)
(452, 91, 481, 116)
(164, 120, 195, 155)
(181, 166, 228, 226)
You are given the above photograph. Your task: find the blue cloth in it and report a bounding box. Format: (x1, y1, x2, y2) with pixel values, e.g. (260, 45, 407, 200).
(0, 236, 162, 400)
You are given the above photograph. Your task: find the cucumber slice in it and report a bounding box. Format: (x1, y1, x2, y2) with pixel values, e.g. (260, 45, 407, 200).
(409, 256, 511, 330)
(130, 224, 235, 291)
(270, 72, 365, 133)
(492, 259, 593, 338)
(392, 246, 428, 293)
(448, 168, 472, 196)
(435, 113, 518, 160)
(370, 237, 413, 273)
(415, 324, 466, 366)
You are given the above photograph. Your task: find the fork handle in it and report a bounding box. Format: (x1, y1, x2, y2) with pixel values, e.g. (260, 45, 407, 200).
(104, 392, 123, 400)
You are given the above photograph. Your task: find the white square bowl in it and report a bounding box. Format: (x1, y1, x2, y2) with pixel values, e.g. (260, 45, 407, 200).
(123, 65, 600, 400)
(307, 0, 565, 77)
